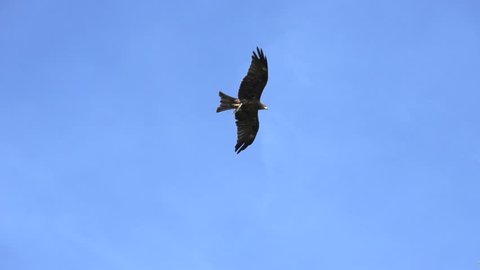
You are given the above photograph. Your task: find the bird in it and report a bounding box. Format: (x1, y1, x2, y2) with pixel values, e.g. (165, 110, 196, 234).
(216, 47, 269, 154)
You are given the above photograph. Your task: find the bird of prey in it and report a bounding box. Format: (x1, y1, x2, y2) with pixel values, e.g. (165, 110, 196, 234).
(216, 47, 269, 154)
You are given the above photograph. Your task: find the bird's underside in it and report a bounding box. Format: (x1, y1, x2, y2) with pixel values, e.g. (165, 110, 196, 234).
(216, 47, 268, 154)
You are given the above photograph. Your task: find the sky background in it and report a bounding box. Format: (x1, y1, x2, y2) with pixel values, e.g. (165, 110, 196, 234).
(1, 0, 480, 269)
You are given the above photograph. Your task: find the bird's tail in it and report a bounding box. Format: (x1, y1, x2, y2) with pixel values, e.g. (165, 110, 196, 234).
(216, 91, 240, 113)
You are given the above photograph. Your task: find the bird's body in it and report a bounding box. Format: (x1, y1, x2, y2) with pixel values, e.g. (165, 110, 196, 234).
(216, 47, 269, 154)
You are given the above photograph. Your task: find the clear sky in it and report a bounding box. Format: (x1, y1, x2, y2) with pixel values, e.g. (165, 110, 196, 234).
(1, 0, 480, 269)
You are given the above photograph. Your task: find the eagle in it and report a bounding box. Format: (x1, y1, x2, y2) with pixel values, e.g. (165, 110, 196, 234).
(216, 47, 269, 154)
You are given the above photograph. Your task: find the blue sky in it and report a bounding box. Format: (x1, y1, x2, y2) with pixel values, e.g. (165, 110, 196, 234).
(1, 0, 480, 269)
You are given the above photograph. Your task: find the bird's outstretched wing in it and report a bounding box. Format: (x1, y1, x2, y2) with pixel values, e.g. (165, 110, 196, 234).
(238, 47, 268, 100)
(234, 109, 259, 154)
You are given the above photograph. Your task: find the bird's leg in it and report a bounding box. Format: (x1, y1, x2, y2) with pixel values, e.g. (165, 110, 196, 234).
(233, 103, 242, 112)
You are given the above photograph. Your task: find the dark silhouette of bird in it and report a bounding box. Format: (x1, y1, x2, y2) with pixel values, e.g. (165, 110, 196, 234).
(216, 47, 269, 154)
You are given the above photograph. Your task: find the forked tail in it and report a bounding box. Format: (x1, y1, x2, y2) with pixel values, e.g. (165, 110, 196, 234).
(216, 91, 240, 113)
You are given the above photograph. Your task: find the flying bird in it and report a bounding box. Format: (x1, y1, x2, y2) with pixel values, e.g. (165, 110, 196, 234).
(216, 47, 269, 154)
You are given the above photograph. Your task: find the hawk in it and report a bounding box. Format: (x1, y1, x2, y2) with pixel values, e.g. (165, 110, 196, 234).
(216, 47, 269, 154)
